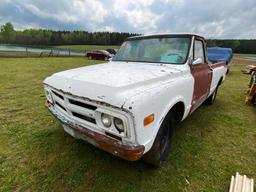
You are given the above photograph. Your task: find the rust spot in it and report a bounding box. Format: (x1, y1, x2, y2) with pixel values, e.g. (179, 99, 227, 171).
(44, 85, 143, 161)
(45, 100, 50, 107)
(73, 125, 145, 161)
(210, 61, 226, 69)
(44, 83, 132, 114)
(47, 104, 144, 161)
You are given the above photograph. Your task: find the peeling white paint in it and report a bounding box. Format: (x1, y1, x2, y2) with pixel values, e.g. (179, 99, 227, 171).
(44, 33, 227, 157)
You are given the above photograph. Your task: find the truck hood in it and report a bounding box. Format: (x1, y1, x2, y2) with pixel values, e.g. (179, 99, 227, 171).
(44, 61, 184, 107)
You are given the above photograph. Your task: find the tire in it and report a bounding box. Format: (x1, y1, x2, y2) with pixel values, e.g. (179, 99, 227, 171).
(226, 62, 230, 75)
(252, 94, 256, 105)
(142, 112, 175, 167)
(205, 87, 218, 105)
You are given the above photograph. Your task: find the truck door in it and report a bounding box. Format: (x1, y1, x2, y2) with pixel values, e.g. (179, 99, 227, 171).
(190, 38, 212, 113)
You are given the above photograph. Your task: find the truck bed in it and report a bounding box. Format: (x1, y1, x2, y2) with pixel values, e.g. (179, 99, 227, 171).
(208, 47, 233, 64)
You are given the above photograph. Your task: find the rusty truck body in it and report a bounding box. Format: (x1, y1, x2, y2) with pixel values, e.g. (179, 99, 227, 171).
(44, 33, 227, 166)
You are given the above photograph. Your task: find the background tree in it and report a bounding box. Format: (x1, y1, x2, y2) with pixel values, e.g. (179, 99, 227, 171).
(0, 22, 15, 43)
(233, 40, 241, 53)
(0, 22, 255, 54)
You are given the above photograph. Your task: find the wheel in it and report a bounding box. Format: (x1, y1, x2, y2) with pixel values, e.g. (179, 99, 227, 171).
(252, 94, 256, 105)
(88, 56, 92, 60)
(226, 68, 230, 75)
(205, 87, 218, 105)
(142, 112, 175, 167)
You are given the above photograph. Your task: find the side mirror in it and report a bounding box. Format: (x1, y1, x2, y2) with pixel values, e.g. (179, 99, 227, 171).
(192, 58, 203, 65)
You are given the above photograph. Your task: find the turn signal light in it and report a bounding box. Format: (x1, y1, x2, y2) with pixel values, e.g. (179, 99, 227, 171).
(144, 114, 154, 126)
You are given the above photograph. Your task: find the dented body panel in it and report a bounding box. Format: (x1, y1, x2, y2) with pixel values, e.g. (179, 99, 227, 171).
(45, 100, 144, 160)
(43, 33, 227, 161)
(44, 62, 189, 108)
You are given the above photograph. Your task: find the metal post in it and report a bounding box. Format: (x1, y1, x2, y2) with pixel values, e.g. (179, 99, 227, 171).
(48, 49, 52, 57)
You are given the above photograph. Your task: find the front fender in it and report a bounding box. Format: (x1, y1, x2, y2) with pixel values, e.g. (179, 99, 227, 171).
(123, 75, 193, 153)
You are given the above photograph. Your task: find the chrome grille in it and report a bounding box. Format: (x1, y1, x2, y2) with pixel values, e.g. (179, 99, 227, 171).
(50, 89, 97, 126)
(69, 99, 97, 110)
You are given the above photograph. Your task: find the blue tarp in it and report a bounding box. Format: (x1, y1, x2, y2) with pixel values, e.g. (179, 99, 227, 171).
(207, 47, 233, 64)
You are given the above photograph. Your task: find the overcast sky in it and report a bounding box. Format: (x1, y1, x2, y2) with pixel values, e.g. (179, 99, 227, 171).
(0, 0, 255, 39)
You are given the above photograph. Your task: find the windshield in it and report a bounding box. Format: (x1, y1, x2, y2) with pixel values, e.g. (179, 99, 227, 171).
(113, 37, 191, 64)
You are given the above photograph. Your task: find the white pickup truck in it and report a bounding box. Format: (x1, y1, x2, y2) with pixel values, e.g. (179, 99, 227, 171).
(44, 33, 227, 166)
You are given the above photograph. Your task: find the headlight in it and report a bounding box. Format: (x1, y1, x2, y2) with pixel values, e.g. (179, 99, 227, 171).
(45, 89, 53, 103)
(101, 113, 112, 127)
(114, 117, 124, 132)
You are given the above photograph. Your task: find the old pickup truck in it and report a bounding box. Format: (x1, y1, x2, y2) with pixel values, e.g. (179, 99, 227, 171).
(44, 33, 227, 166)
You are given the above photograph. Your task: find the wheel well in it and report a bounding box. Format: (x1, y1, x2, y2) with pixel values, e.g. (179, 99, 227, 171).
(167, 102, 185, 123)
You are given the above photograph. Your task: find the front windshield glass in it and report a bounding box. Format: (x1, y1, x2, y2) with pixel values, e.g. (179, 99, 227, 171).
(113, 37, 191, 64)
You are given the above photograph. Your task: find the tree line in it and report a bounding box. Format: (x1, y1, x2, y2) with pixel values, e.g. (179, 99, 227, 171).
(206, 39, 256, 54)
(0, 22, 138, 46)
(0, 22, 255, 53)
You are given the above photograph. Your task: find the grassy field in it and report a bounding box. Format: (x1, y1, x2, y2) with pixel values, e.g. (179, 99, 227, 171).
(0, 51, 42, 57)
(0, 45, 120, 57)
(0, 57, 255, 192)
(54, 45, 120, 52)
(234, 53, 256, 57)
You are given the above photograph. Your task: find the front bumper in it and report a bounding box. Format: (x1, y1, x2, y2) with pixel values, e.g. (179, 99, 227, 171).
(45, 101, 145, 161)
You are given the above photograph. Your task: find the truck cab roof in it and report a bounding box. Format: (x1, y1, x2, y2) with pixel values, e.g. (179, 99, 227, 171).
(127, 33, 205, 41)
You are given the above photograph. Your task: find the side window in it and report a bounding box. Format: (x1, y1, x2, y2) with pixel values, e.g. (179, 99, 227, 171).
(194, 40, 205, 64)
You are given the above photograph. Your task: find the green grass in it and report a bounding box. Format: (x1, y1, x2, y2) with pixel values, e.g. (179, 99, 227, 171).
(0, 57, 255, 192)
(54, 45, 120, 52)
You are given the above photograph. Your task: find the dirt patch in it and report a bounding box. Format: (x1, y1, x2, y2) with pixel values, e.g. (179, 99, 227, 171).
(232, 57, 256, 66)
